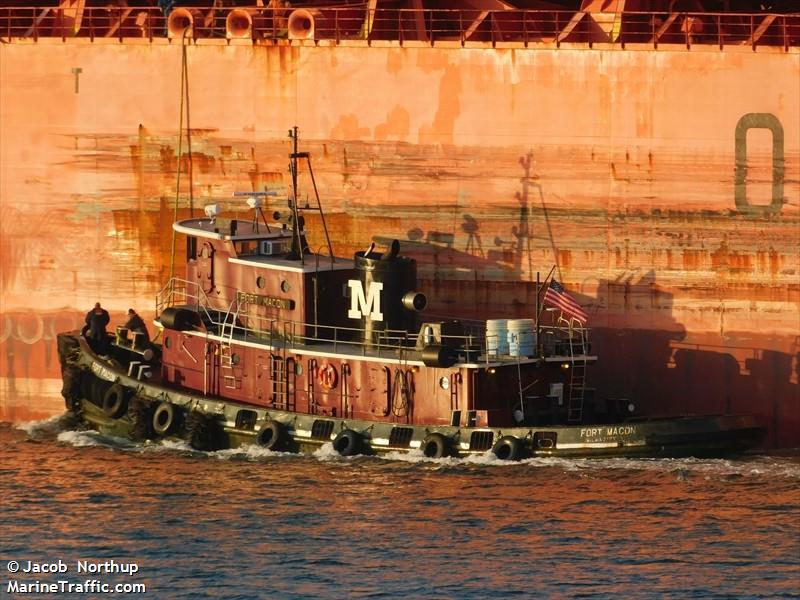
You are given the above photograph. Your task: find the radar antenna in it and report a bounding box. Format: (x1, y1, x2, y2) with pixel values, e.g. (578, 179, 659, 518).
(233, 191, 278, 233)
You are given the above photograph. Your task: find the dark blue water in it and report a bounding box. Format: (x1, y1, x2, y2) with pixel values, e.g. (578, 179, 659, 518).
(1, 416, 798, 599)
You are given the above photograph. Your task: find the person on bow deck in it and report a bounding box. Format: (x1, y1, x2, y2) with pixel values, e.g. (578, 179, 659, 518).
(83, 302, 110, 355)
(124, 308, 150, 345)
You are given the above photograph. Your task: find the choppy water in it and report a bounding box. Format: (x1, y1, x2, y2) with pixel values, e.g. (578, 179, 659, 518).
(1, 416, 798, 600)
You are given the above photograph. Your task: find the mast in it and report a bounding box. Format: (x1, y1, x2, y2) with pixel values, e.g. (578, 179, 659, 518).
(286, 126, 335, 264)
(288, 126, 303, 263)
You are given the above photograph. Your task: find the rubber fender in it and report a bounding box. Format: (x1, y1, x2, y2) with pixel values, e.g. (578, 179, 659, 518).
(184, 411, 221, 452)
(57, 333, 80, 364)
(101, 383, 128, 419)
(61, 366, 82, 407)
(159, 307, 202, 332)
(152, 401, 180, 436)
(420, 432, 451, 459)
(90, 377, 112, 408)
(128, 398, 155, 441)
(492, 435, 526, 461)
(256, 420, 286, 451)
(79, 370, 95, 401)
(332, 429, 363, 457)
(421, 344, 458, 368)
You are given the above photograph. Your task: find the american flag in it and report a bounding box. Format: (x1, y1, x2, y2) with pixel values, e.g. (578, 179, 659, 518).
(543, 279, 588, 324)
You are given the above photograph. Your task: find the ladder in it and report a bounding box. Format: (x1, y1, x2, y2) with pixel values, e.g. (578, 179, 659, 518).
(220, 297, 243, 390)
(271, 353, 287, 409)
(566, 324, 588, 423)
(270, 321, 294, 410)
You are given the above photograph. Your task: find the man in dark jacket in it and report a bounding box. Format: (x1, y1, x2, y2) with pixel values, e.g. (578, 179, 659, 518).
(125, 308, 150, 345)
(84, 302, 110, 354)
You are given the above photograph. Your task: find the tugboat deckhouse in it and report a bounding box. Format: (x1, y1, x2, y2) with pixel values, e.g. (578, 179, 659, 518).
(57, 129, 765, 460)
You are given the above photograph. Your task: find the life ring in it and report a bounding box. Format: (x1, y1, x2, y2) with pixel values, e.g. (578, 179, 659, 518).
(420, 432, 451, 459)
(492, 435, 525, 461)
(256, 420, 286, 451)
(317, 362, 338, 390)
(332, 429, 362, 456)
(101, 384, 128, 419)
(152, 401, 178, 436)
(185, 411, 219, 451)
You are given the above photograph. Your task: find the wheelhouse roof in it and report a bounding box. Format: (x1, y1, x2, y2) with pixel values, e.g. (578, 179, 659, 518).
(174, 217, 293, 241)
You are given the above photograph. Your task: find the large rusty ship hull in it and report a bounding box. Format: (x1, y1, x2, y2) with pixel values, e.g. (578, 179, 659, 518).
(1, 9, 798, 447)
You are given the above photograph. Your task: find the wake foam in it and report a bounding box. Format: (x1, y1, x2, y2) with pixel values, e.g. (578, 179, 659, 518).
(35, 418, 798, 479)
(16, 413, 77, 437)
(213, 444, 299, 461)
(56, 429, 137, 449)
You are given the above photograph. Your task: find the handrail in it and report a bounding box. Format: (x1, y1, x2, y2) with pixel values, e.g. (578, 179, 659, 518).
(156, 277, 591, 363)
(0, 6, 797, 50)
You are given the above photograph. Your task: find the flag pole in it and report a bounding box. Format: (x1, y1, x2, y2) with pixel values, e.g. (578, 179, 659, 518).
(536, 264, 558, 323)
(535, 271, 540, 357)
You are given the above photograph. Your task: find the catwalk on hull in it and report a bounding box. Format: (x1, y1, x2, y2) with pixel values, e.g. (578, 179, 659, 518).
(56, 129, 766, 458)
(1, 1, 798, 447)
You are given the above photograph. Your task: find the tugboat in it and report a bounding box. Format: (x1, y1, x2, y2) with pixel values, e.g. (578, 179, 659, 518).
(56, 129, 765, 460)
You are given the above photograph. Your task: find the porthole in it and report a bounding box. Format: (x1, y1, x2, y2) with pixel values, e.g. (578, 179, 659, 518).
(231, 353, 240, 365)
(164, 336, 171, 349)
(281, 280, 290, 293)
(439, 376, 450, 390)
(295, 362, 303, 375)
(256, 275, 266, 289)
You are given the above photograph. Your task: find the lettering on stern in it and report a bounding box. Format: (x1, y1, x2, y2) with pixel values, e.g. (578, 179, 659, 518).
(579, 425, 637, 442)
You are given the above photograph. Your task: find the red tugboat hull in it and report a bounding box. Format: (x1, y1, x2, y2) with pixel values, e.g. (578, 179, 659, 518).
(58, 333, 765, 459)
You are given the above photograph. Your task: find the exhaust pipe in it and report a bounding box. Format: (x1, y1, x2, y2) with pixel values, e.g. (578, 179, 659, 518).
(287, 8, 321, 40)
(168, 7, 197, 39)
(226, 9, 252, 39)
(402, 291, 427, 312)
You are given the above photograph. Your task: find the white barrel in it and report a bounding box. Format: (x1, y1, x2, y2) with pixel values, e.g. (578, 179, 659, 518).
(507, 318, 536, 357)
(486, 319, 509, 357)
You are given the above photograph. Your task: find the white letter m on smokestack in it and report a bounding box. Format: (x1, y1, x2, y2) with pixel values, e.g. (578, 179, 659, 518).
(348, 280, 383, 321)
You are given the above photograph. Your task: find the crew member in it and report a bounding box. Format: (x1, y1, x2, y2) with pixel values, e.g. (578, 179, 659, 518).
(84, 302, 110, 354)
(125, 308, 150, 344)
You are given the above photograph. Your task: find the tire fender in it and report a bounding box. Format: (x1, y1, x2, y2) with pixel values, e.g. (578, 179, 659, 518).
(332, 429, 363, 456)
(152, 402, 178, 436)
(420, 432, 451, 459)
(102, 383, 128, 419)
(256, 420, 286, 451)
(492, 435, 525, 461)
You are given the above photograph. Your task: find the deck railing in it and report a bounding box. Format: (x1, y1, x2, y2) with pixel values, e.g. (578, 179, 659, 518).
(155, 277, 590, 364)
(0, 6, 797, 50)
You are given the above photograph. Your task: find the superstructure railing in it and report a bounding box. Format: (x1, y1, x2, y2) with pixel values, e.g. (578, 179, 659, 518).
(156, 277, 591, 364)
(1, 6, 797, 50)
